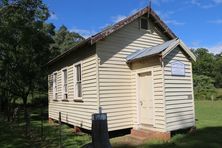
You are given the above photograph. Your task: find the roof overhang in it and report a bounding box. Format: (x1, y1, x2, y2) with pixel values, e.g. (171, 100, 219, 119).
(127, 38, 196, 63)
(161, 39, 196, 62)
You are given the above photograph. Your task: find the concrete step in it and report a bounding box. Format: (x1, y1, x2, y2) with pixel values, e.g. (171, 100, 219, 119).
(130, 128, 171, 141)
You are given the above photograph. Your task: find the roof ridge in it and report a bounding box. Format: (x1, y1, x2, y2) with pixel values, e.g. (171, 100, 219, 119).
(48, 6, 177, 66)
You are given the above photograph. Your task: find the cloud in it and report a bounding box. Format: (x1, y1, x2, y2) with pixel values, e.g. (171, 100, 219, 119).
(190, 0, 222, 8)
(49, 12, 58, 20)
(152, 0, 175, 6)
(164, 20, 185, 26)
(213, 0, 222, 4)
(207, 43, 222, 54)
(190, 41, 222, 54)
(209, 19, 222, 24)
(156, 10, 185, 26)
(111, 15, 127, 23)
(70, 27, 96, 38)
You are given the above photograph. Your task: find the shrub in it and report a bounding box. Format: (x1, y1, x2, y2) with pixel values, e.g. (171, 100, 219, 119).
(193, 75, 217, 100)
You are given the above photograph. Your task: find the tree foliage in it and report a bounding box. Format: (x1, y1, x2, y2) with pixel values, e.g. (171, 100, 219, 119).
(0, 0, 55, 133)
(0, 0, 84, 128)
(0, 0, 54, 99)
(192, 48, 215, 78)
(214, 54, 222, 88)
(192, 48, 222, 100)
(193, 75, 216, 100)
(50, 25, 84, 58)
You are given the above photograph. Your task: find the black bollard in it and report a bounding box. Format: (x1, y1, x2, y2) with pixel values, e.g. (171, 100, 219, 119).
(91, 113, 112, 148)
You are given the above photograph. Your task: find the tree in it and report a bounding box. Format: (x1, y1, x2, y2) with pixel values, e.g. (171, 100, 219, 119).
(0, 0, 54, 134)
(192, 48, 216, 78)
(214, 53, 222, 88)
(51, 25, 84, 57)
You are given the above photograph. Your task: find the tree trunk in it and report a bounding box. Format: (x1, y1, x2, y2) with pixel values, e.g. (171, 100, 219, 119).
(23, 97, 29, 136)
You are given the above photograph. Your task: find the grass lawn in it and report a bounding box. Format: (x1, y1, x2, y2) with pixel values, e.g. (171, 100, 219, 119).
(0, 100, 222, 148)
(0, 108, 91, 148)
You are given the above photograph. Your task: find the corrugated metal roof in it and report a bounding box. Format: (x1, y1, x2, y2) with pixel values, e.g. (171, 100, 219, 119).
(127, 38, 178, 62)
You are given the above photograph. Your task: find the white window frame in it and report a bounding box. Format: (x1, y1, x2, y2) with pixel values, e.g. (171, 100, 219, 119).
(62, 68, 68, 100)
(52, 72, 58, 100)
(73, 62, 82, 100)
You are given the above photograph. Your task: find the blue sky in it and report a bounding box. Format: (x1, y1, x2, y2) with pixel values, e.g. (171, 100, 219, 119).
(44, 0, 222, 54)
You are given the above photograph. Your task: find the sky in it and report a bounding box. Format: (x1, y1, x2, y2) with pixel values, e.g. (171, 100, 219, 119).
(44, 0, 222, 54)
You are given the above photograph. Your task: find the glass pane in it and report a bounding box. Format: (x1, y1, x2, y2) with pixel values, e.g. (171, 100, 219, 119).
(141, 18, 148, 30)
(54, 73, 57, 83)
(76, 64, 81, 81)
(77, 82, 82, 97)
(64, 84, 67, 93)
(63, 69, 67, 84)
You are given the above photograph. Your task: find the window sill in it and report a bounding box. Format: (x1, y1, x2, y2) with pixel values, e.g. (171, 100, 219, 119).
(61, 99, 69, 102)
(52, 99, 58, 102)
(73, 99, 83, 103)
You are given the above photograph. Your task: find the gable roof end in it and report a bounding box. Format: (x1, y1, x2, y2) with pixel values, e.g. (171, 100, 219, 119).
(127, 38, 196, 62)
(161, 39, 196, 61)
(47, 6, 177, 66)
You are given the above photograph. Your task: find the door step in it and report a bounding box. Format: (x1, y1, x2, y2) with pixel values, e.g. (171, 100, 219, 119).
(130, 128, 171, 141)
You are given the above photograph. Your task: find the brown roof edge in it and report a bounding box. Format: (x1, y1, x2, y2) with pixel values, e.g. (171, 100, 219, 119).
(149, 8, 177, 39)
(47, 6, 177, 66)
(91, 7, 177, 44)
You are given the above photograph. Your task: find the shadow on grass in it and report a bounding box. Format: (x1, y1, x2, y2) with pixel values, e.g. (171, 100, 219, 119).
(0, 108, 91, 148)
(112, 127, 222, 148)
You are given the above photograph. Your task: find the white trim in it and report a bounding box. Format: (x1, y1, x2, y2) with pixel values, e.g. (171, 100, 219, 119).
(52, 72, 58, 100)
(61, 67, 68, 100)
(190, 62, 196, 127)
(96, 54, 100, 113)
(73, 61, 83, 100)
(179, 40, 196, 61)
(135, 68, 154, 127)
(160, 57, 168, 132)
(161, 39, 196, 62)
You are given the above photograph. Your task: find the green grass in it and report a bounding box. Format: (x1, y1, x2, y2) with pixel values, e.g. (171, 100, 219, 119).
(0, 108, 91, 148)
(112, 100, 222, 148)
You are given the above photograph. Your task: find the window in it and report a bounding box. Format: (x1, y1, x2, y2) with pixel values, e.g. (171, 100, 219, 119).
(62, 69, 68, 99)
(53, 73, 58, 100)
(74, 63, 82, 98)
(140, 18, 148, 30)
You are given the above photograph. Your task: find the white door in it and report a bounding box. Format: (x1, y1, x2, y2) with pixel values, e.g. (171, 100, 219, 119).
(138, 71, 154, 125)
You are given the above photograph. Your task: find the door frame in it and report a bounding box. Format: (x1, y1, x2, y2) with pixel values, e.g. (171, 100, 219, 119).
(135, 68, 155, 128)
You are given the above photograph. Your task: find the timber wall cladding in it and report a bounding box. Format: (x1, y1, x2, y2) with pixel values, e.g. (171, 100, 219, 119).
(48, 55, 97, 130)
(163, 46, 195, 131)
(97, 17, 169, 131)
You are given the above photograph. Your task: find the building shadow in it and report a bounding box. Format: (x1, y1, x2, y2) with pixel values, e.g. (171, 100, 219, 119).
(112, 127, 222, 148)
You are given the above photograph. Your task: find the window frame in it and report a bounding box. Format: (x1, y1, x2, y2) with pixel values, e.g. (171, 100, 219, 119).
(52, 72, 58, 100)
(62, 68, 68, 100)
(140, 17, 149, 30)
(73, 62, 82, 100)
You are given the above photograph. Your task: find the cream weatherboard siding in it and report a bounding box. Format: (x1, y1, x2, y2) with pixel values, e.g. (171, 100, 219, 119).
(96, 18, 169, 131)
(48, 53, 98, 130)
(163, 46, 195, 131)
(131, 56, 166, 131)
